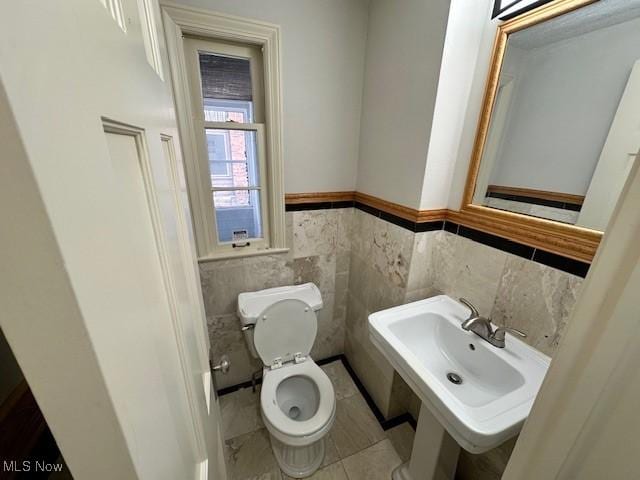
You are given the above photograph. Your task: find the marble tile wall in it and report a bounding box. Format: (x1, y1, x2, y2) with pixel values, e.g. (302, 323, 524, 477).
(344, 213, 584, 479)
(415, 230, 585, 357)
(201, 208, 353, 389)
(344, 209, 418, 419)
(405, 228, 584, 480)
(202, 204, 584, 479)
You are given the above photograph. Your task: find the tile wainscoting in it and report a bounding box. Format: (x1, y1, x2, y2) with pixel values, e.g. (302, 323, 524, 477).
(346, 208, 584, 480)
(201, 203, 584, 479)
(200, 207, 352, 389)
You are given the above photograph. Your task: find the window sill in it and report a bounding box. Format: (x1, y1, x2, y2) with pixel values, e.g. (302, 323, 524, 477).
(197, 247, 290, 263)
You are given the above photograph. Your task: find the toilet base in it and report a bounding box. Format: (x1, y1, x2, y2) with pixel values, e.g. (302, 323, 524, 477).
(269, 434, 325, 478)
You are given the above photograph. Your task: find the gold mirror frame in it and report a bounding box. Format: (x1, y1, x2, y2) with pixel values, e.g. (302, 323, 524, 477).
(460, 0, 603, 263)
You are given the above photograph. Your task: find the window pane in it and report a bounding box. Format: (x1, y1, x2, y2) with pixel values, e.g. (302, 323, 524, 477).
(199, 52, 253, 123)
(206, 129, 260, 188)
(213, 190, 263, 242)
(203, 98, 253, 123)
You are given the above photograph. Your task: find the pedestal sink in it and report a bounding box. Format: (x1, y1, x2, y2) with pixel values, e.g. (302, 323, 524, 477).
(368, 295, 549, 480)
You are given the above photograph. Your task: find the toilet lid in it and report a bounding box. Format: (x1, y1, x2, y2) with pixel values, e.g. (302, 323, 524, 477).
(253, 299, 317, 367)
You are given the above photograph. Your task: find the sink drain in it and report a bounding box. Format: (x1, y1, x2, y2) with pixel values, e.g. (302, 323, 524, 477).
(447, 372, 463, 385)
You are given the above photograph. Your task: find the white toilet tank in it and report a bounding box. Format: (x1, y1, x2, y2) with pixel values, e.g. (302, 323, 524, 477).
(237, 283, 323, 359)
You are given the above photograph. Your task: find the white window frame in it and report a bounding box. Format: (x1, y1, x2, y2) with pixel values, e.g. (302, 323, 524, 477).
(162, 3, 286, 261)
(208, 129, 232, 178)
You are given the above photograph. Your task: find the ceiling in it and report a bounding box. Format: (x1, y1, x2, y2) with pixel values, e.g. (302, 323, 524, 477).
(509, 0, 640, 49)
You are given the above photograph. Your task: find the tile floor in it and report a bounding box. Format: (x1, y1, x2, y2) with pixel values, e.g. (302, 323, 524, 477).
(219, 360, 415, 480)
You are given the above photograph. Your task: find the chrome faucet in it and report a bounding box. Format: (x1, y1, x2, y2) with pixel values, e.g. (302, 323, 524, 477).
(459, 298, 527, 348)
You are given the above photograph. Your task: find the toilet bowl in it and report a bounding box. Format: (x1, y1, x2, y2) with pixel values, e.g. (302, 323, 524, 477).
(238, 284, 336, 478)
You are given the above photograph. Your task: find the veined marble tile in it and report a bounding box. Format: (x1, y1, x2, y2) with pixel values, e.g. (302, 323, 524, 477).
(370, 217, 414, 288)
(344, 278, 397, 384)
(208, 313, 261, 389)
(433, 233, 508, 316)
(225, 428, 278, 480)
(350, 209, 376, 259)
(345, 288, 395, 376)
(219, 387, 263, 440)
(200, 254, 293, 315)
(246, 255, 296, 290)
(285, 212, 294, 252)
(283, 461, 348, 480)
(344, 334, 394, 418)
(491, 256, 583, 356)
(330, 393, 385, 459)
(336, 251, 351, 275)
(292, 210, 338, 258)
(207, 313, 245, 353)
(406, 231, 437, 292)
(346, 254, 368, 307)
(404, 287, 440, 303)
(385, 422, 415, 463)
(336, 208, 354, 254)
(321, 360, 358, 400)
(334, 270, 349, 318)
(407, 392, 421, 422)
(341, 439, 402, 480)
(363, 264, 407, 314)
(214, 347, 260, 390)
(388, 373, 414, 419)
(311, 293, 344, 360)
(345, 292, 367, 344)
(322, 434, 340, 467)
(293, 254, 337, 297)
(246, 472, 282, 480)
(199, 262, 244, 316)
(349, 253, 405, 315)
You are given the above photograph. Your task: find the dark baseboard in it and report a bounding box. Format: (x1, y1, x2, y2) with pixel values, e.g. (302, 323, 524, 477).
(217, 354, 416, 432)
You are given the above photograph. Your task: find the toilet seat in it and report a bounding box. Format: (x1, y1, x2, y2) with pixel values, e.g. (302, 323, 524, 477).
(253, 299, 317, 367)
(261, 360, 335, 441)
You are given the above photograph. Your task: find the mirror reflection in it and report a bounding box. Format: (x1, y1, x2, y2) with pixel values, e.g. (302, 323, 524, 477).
(473, 0, 640, 231)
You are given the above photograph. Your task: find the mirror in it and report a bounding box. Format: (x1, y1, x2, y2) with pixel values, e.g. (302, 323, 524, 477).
(471, 0, 640, 232)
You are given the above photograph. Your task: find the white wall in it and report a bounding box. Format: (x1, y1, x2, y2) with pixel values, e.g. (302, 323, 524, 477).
(447, 15, 524, 210)
(489, 17, 640, 195)
(419, 0, 494, 209)
(356, 0, 450, 209)
(172, 0, 369, 194)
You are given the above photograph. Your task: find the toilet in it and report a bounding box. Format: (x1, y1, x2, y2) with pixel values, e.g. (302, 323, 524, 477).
(238, 283, 336, 478)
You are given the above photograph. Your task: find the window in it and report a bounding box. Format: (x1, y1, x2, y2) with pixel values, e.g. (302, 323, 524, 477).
(181, 36, 284, 258)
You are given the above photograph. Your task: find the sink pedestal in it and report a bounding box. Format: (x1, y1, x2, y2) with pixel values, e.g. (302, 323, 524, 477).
(392, 403, 460, 480)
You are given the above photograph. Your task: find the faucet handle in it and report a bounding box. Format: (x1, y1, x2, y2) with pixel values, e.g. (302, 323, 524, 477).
(459, 298, 479, 319)
(491, 326, 527, 342)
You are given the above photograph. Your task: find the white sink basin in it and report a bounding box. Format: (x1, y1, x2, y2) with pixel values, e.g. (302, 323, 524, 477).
(369, 295, 549, 453)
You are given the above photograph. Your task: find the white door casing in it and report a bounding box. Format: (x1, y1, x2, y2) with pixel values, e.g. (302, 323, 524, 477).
(0, 1, 224, 479)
